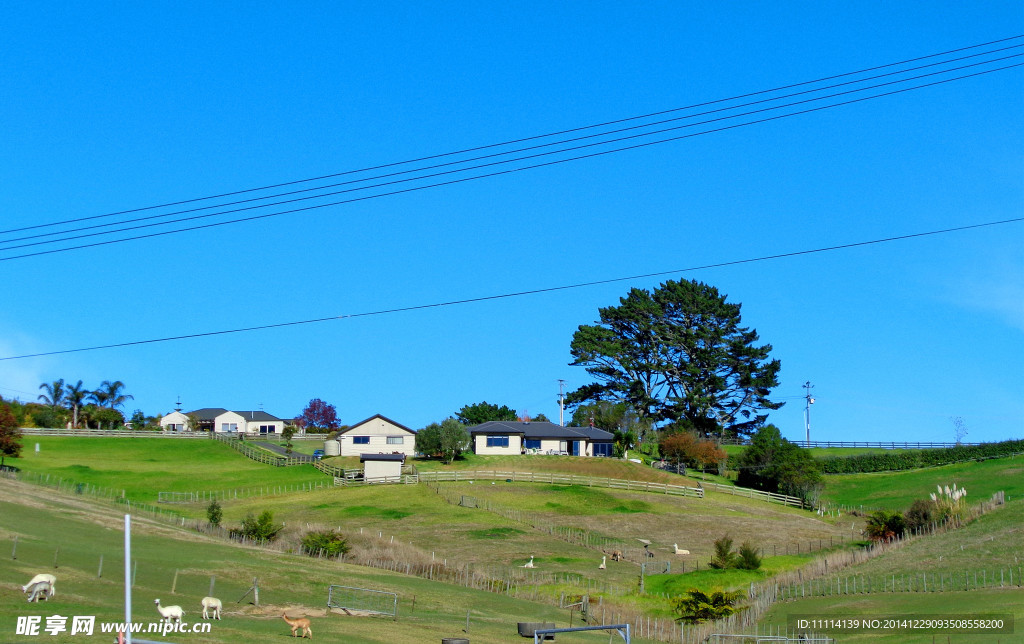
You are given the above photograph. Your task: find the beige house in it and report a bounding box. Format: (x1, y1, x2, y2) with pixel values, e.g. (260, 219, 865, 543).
(158, 407, 286, 435)
(470, 421, 615, 457)
(335, 414, 416, 457)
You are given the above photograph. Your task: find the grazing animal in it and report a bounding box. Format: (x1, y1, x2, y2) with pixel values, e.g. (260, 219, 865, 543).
(598, 556, 606, 570)
(22, 574, 56, 598)
(201, 596, 222, 620)
(643, 544, 655, 558)
(25, 581, 51, 603)
(609, 550, 623, 562)
(673, 544, 690, 555)
(521, 556, 536, 568)
(282, 613, 312, 639)
(154, 599, 185, 623)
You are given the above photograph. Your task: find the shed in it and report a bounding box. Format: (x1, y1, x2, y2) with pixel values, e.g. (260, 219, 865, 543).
(360, 453, 406, 483)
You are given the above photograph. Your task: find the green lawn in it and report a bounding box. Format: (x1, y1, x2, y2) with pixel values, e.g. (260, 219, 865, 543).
(820, 454, 1024, 510)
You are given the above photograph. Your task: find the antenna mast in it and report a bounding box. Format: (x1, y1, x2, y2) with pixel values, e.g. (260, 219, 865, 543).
(558, 380, 566, 426)
(803, 381, 815, 446)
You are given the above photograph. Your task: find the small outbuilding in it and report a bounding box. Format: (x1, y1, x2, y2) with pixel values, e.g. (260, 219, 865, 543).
(360, 453, 406, 483)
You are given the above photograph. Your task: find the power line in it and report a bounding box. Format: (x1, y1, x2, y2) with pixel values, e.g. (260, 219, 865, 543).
(2, 59, 1021, 262)
(4, 42, 1021, 249)
(4, 33, 1019, 237)
(2, 216, 1020, 361)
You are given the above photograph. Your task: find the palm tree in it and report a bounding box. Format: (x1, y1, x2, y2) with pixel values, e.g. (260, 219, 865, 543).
(64, 380, 88, 429)
(38, 379, 66, 410)
(91, 380, 134, 410)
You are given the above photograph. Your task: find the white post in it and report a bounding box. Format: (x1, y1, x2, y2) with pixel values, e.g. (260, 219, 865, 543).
(124, 514, 132, 644)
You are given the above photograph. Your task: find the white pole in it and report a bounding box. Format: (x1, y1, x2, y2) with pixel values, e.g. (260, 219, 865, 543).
(124, 514, 132, 644)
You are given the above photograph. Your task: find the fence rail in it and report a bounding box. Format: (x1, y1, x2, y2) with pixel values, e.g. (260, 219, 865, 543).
(415, 470, 705, 497)
(19, 427, 327, 440)
(212, 433, 313, 466)
(720, 438, 984, 449)
(698, 481, 804, 507)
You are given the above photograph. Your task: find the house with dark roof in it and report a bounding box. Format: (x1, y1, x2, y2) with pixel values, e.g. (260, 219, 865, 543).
(334, 414, 416, 457)
(469, 421, 614, 457)
(159, 407, 285, 435)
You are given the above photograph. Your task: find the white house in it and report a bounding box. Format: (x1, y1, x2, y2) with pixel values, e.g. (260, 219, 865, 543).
(469, 421, 615, 457)
(335, 414, 416, 457)
(158, 408, 285, 435)
(360, 453, 406, 483)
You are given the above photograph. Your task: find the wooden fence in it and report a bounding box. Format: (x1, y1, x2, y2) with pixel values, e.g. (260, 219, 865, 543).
(698, 481, 805, 507)
(19, 427, 326, 440)
(212, 433, 313, 466)
(414, 470, 705, 498)
(720, 437, 984, 449)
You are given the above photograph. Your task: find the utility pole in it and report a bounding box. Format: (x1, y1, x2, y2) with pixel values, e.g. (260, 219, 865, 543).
(558, 380, 568, 427)
(803, 381, 815, 446)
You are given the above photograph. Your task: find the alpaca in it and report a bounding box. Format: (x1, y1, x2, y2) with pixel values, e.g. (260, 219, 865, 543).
(201, 596, 222, 620)
(609, 549, 623, 562)
(598, 556, 606, 570)
(25, 581, 51, 603)
(22, 574, 56, 598)
(282, 613, 312, 639)
(154, 598, 185, 623)
(673, 544, 690, 555)
(521, 556, 535, 568)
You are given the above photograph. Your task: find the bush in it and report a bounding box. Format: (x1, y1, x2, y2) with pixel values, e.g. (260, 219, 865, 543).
(709, 536, 740, 570)
(904, 498, 934, 532)
(817, 439, 1024, 474)
(300, 529, 350, 559)
(865, 510, 905, 543)
(206, 500, 223, 527)
(230, 510, 283, 542)
(673, 588, 743, 624)
(737, 542, 761, 570)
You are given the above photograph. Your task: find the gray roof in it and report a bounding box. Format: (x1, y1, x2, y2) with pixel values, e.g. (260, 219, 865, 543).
(359, 453, 406, 462)
(469, 421, 614, 442)
(186, 408, 229, 420)
(340, 414, 415, 435)
(231, 410, 282, 422)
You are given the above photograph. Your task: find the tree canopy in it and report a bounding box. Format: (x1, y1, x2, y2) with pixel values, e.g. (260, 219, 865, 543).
(298, 398, 339, 430)
(568, 279, 782, 437)
(0, 403, 22, 467)
(735, 425, 821, 503)
(417, 418, 470, 463)
(455, 401, 517, 425)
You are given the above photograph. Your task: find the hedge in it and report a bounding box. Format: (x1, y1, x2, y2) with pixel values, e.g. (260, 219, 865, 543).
(816, 439, 1024, 474)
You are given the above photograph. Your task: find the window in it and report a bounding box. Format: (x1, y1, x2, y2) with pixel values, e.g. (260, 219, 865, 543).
(259, 425, 276, 434)
(167, 423, 182, 431)
(221, 423, 238, 432)
(524, 439, 541, 450)
(353, 436, 370, 445)
(593, 442, 613, 457)
(486, 435, 509, 448)
(386, 436, 404, 445)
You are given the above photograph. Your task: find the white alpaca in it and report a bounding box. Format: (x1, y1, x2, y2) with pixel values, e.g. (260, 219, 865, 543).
(201, 596, 222, 620)
(673, 544, 690, 555)
(521, 556, 535, 568)
(598, 556, 606, 570)
(22, 574, 56, 598)
(154, 598, 185, 623)
(25, 581, 52, 603)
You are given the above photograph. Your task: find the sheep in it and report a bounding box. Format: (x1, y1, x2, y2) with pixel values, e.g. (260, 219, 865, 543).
(521, 556, 536, 568)
(154, 598, 185, 623)
(673, 544, 690, 555)
(598, 556, 606, 570)
(282, 613, 312, 639)
(22, 573, 56, 598)
(201, 596, 222, 620)
(25, 581, 51, 603)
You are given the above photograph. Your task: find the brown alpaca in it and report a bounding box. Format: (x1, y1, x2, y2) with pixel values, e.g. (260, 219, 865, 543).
(282, 613, 312, 639)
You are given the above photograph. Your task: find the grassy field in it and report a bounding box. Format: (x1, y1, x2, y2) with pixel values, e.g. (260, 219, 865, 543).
(820, 454, 1024, 510)
(0, 479, 647, 644)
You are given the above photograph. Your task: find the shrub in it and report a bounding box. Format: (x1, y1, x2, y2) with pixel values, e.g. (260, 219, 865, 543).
(230, 510, 283, 542)
(865, 510, 905, 543)
(206, 500, 223, 527)
(673, 588, 743, 624)
(904, 498, 934, 532)
(300, 529, 350, 559)
(737, 542, 761, 570)
(817, 439, 1024, 474)
(709, 535, 740, 570)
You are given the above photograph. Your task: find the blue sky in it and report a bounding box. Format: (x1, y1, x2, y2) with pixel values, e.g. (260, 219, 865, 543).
(1, 3, 1021, 443)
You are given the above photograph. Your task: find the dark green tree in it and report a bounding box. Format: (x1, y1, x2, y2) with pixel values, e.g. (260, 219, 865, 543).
(672, 588, 743, 624)
(90, 380, 134, 410)
(301, 529, 350, 558)
(64, 380, 88, 429)
(37, 379, 65, 411)
(439, 418, 471, 463)
(737, 542, 761, 570)
(865, 510, 906, 543)
(455, 401, 517, 425)
(736, 425, 822, 503)
(415, 423, 442, 458)
(0, 403, 22, 467)
(232, 510, 283, 542)
(206, 500, 223, 527)
(709, 535, 740, 569)
(282, 425, 297, 454)
(568, 279, 782, 437)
